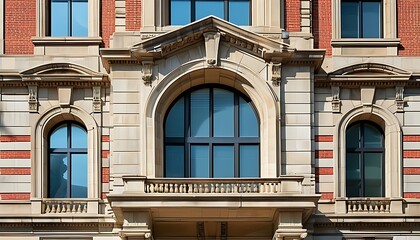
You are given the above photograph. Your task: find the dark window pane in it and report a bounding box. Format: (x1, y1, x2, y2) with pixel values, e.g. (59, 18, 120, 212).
(229, 0, 250, 25)
(191, 89, 210, 137)
(50, 124, 68, 149)
(364, 124, 383, 148)
(51, 0, 70, 36)
(71, 0, 88, 36)
(213, 88, 234, 137)
(346, 124, 360, 149)
(171, 0, 192, 25)
(166, 98, 185, 137)
(191, 145, 209, 177)
(341, 1, 359, 38)
(71, 154, 88, 198)
(346, 152, 361, 197)
(364, 152, 383, 197)
(362, 1, 381, 38)
(71, 124, 87, 148)
(49, 154, 68, 198)
(240, 145, 259, 177)
(196, 0, 224, 20)
(239, 97, 258, 137)
(165, 146, 185, 177)
(214, 145, 234, 178)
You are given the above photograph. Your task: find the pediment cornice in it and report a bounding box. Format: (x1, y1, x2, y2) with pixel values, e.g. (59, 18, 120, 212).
(100, 16, 325, 73)
(315, 63, 413, 88)
(0, 63, 109, 87)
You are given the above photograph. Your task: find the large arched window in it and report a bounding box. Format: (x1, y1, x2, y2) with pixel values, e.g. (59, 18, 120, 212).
(48, 122, 88, 198)
(164, 86, 259, 178)
(346, 121, 384, 197)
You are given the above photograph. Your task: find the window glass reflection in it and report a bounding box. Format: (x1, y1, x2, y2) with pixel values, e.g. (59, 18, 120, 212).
(165, 98, 185, 137)
(213, 89, 234, 137)
(71, 0, 88, 36)
(196, 0, 225, 20)
(229, 0, 250, 25)
(50, 124, 68, 148)
(51, 0, 70, 36)
(240, 145, 259, 177)
(49, 154, 68, 198)
(165, 146, 185, 177)
(171, 0, 192, 25)
(71, 154, 88, 198)
(191, 145, 210, 178)
(191, 89, 210, 137)
(214, 145, 234, 178)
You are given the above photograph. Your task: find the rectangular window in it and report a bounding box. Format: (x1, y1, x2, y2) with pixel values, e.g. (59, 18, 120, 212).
(50, 0, 88, 37)
(341, 0, 382, 38)
(170, 0, 250, 26)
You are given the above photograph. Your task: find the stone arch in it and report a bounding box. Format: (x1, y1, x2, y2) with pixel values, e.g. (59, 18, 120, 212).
(144, 58, 279, 178)
(31, 106, 99, 199)
(334, 104, 402, 198)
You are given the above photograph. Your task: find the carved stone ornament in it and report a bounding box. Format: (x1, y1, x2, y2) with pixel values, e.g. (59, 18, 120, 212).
(203, 31, 221, 66)
(92, 86, 101, 112)
(28, 86, 38, 112)
(142, 61, 154, 86)
(396, 86, 404, 112)
(272, 63, 282, 86)
(331, 86, 341, 113)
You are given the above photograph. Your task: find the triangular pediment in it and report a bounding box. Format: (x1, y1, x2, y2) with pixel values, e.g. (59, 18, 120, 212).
(130, 16, 291, 61)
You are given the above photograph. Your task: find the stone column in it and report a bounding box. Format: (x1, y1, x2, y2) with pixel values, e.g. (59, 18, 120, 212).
(274, 211, 308, 240)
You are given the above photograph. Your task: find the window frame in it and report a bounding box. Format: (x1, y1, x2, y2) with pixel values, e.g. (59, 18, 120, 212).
(163, 85, 260, 178)
(345, 121, 385, 197)
(340, 0, 383, 38)
(168, 0, 252, 26)
(48, 0, 89, 37)
(48, 121, 88, 198)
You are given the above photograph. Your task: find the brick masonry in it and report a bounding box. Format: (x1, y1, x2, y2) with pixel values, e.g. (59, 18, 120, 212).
(101, 0, 116, 48)
(4, 0, 36, 54)
(285, 0, 301, 32)
(398, 0, 420, 56)
(126, 0, 141, 31)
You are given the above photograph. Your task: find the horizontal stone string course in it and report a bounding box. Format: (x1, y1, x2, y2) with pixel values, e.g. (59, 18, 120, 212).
(145, 178, 303, 194)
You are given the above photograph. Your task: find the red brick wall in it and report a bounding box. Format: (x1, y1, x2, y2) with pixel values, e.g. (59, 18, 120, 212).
(312, 0, 332, 55)
(102, 0, 116, 48)
(398, 0, 420, 56)
(285, 0, 301, 32)
(4, 0, 36, 54)
(126, 0, 141, 31)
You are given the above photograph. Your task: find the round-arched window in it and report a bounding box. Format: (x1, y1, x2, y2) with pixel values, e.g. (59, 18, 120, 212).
(48, 122, 88, 198)
(164, 87, 260, 178)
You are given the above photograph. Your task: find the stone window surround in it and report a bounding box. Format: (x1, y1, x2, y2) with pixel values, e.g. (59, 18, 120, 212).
(143, 62, 279, 178)
(334, 105, 402, 198)
(331, 0, 400, 56)
(142, 0, 284, 32)
(35, 0, 100, 39)
(31, 107, 100, 200)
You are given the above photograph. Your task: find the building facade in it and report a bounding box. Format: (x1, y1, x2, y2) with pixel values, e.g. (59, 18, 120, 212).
(0, 0, 420, 239)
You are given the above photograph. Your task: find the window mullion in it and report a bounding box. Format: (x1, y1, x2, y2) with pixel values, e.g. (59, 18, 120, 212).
(234, 92, 239, 177)
(192, 0, 196, 22)
(185, 94, 191, 178)
(359, 0, 363, 38)
(225, 0, 229, 21)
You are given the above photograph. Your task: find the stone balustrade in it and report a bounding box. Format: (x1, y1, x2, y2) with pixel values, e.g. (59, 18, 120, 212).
(142, 177, 303, 194)
(43, 199, 88, 214)
(346, 199, 391, 213)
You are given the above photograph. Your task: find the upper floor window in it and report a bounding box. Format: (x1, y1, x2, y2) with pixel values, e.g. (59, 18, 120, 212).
(346, 122, 384, 197)
(341, 0, 382, 38)
(164, 87, 259, 178)
(49, 0, 88, 36)
(170, 0, 250, 26)
(49, 122, 88, 198)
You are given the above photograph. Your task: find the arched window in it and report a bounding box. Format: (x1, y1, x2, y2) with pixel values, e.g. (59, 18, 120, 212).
(346, 122, 384, 197)
(48, 122, 88, 198)
(164, 87, 259, 178)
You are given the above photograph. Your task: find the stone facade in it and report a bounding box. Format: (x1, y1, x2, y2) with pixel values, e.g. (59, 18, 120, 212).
(0, 0, 420, 239)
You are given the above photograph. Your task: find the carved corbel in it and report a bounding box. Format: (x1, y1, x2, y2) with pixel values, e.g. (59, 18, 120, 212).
(92, 86, 101, 112)
(142, 61, 154, 86)
(203, 31, 221, 66)
(396, 86, 404, 112)
(331, 86, 341, 113)
(28, 86, 38, 113)
(272, 63, 282, 86)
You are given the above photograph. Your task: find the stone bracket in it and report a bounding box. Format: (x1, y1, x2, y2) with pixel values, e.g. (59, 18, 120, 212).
(331, 86, 341, 113)
(272, 63, 282, 86)
(142, 61, 154, 86)
(395, 86, 404, 112)
(28, 85, 38, 113)
(92, 86, 101, 112)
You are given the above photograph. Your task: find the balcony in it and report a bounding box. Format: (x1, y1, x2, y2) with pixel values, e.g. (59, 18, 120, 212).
(335, 198, 404, 214)
(107, 176, 320, 240)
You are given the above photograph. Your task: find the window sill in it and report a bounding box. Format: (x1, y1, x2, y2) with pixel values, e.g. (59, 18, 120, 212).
(32, 37, 103, 56)
(331, 38, 400, 56)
